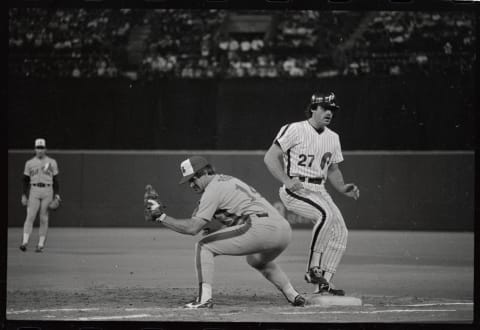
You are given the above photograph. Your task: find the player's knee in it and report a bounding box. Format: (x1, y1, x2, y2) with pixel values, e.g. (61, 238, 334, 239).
(196, 242, 217, 257)
(246, 255, 265, 270)
(39, 215, 49, 224)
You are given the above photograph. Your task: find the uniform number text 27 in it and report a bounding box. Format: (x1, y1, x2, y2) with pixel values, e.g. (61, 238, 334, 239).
(297, 152, 332, 169)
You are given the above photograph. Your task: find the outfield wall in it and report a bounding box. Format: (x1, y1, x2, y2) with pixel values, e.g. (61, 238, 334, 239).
(7, 151, 474, 231)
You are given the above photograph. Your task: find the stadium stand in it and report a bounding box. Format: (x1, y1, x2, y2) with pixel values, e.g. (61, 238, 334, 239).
(8, 9, 476, 79)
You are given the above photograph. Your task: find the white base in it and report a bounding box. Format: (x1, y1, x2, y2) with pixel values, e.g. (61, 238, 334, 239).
(306, 295, 362, 307)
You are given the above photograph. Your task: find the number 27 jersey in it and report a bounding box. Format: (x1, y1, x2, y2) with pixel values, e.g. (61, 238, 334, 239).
(275, 120, 343, 188)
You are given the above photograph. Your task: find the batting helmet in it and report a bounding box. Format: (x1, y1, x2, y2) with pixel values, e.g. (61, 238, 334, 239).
(310, 92, 340, 111)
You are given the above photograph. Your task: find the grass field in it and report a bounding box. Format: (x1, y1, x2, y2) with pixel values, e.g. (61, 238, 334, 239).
(6, 228, 474, 323)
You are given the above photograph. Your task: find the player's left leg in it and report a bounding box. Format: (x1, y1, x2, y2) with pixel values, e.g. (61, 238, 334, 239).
(191, 216, 300, 307)
(320, 195, 347, 280)
(245, 217, 304, 305)
(246, 251, 305, 306)
(313, 193, 348, 295)
(190, 221, 256, 307)
(279, 187, 334, 275)
(37, 191, 53, 252)
(21, 189, 41, 250)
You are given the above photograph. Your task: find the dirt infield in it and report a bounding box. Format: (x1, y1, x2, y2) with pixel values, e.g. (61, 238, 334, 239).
(6, 228, 474, 322)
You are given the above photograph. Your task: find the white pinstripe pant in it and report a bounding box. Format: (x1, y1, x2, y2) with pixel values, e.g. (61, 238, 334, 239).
(279, 186, 348, 275)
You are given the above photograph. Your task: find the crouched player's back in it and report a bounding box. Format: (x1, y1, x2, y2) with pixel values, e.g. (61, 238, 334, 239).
(200, 174, 284, 227)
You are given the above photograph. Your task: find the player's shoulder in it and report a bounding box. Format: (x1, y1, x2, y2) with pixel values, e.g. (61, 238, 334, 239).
(279, 120, 305, 132)
(203, 174, 234, 198)
(207, 174, 231, 189)
(25, 157, 36, 165)
(325, 127, 340, 139)
(288, 120, 306, 128)
(214, 174, 238, 186)
(214, 174, 246, 191)
(50, 156, 58, 163)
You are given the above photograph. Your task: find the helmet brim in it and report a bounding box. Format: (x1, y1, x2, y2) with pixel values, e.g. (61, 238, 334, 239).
(313, 102, 340, 111)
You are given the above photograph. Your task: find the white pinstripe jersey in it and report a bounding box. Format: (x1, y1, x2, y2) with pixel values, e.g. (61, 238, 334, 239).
(275, 120, 343, 191)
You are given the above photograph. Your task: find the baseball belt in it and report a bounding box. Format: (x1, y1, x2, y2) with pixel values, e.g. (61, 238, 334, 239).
(31, 183, 51, 187)
(295, 177, 324, 185)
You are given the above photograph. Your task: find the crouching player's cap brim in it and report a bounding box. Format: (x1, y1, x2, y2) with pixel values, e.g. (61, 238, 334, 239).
(179, 156, 210, 184)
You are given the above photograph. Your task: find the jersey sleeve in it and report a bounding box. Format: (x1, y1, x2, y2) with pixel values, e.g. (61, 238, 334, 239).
(193, 187, 221, 222)
(51, 159, 59, 175)
(274, 123, 298, 151)
(331, 135, 344, 164)
(24, 161, 30, 176)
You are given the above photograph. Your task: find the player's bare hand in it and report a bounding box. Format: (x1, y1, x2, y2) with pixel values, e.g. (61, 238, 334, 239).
(343, 183, 360, 200)
(285, 177, 304, 192)
(21, 194, 28, 207)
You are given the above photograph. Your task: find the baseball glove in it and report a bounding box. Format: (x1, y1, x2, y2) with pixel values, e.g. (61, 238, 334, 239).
(144, 184, 166, 222)
(48, 195, 61, 210)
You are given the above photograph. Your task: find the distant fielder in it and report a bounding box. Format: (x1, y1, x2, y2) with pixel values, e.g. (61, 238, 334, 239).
(264, 92, 359, 296)
(144, 156, 306, 308)
(20, 138, 61, 252)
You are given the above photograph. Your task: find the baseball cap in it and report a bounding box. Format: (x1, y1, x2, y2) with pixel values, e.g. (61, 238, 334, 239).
(311, 92, 340, 110)
(35, 138, 46, 148)
(179, 156, 210, 184)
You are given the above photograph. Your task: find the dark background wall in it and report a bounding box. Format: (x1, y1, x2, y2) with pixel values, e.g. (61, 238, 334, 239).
(7, 75, 474, 150)
(8, 75, 475, 230)
(8, 151, 474, 231)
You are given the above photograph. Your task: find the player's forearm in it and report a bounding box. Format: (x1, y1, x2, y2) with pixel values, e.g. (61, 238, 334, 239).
(327, 166, 346, 193)
(160, 216, 198, 236)
(264, 147, 290, 185)
(53, 175, 60, 195)
(22, 175, 30, 196)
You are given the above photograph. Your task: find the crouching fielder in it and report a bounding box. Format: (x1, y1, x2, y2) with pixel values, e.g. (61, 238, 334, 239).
(144, 156, 305, 309)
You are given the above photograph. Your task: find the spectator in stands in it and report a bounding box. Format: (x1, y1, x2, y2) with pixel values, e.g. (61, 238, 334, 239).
(8, 9, 476, 79)
(240, 40, 251, 52)
(229, 38, 240, 52)
(72, 66, 81, 78)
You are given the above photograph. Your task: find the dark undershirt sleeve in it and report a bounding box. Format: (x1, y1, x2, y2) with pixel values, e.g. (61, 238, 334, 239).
(53, 175, 60, 195)
(22, 175, 30, 195)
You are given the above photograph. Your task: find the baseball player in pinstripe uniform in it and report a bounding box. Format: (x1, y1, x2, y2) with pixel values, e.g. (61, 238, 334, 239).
(20, 138, 61, 253)
(264, 92, 360, 296)
(144, 156, 306, 308)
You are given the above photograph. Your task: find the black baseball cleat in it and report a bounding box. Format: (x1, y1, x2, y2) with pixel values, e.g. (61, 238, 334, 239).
(184, 298, 213, 309)
(290, 294, 306, 307)
(304, 266, 329, 286)
(19, 244, 27, 252)
(35, 246, 44, 253)
(314, 283, 345, 296)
